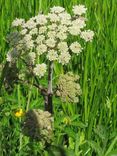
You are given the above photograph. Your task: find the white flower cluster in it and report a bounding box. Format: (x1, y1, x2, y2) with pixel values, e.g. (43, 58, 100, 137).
(12, 18, 25, 27)
(25, 52, 36, 65)
(6, 5, 94, 78)
(70, 42, 83, 55)
(80, 30, 94, 42)
(33, 63, 47, 78)
(72, 5, 87, 16)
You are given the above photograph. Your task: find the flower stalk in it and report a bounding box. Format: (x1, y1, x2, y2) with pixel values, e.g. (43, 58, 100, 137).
(45, 61, 53, 114)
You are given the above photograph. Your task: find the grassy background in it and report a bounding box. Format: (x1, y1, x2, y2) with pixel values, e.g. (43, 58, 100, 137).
(0, 0, 117, 155)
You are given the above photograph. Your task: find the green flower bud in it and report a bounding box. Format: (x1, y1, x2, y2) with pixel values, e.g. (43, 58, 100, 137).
(56, 72, 82, 103)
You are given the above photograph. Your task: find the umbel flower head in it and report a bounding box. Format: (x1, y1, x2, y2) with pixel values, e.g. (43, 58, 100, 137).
(22, 109, 53, 143)
(6, 5, 94, 79)
(56, 72, 82, 103)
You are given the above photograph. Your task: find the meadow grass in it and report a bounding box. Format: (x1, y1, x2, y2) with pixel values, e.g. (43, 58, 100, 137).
(0, 0, 117, 155)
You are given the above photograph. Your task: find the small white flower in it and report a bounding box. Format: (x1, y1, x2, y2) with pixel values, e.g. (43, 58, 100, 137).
(61, 19, 71, 26)
(72, 5, 87, 16)
(59, 12, 71, 20)
(20, 29, 27, 35)
(39, 26, 47, 34)
(12, 18, 25, 27)
(69, 26, 81, 35)
(47, 50, 58, 61)
(58, 52, 71, 65)
(57, 32, 67, 40)
(70, 42, 82, 54)
(6, 48, 19, 62)
(36, 35, 45, 44)
(33, 63, 47, 78)
(58, 25, 68, 32)
(35, 14, 47, 25)
(46, 38, 56, 48)
(48, 13, 60, 22)
(80, 30, 94, 42)
(72, 18, 86, 29)
(48, 24, 57, 30)
(23, 34, 34, 49)
(36, 44, 47, 55)
(26, 52, 36, 64)
(47, 31, 56, 38)
(29, 28, 38, 35)
(22, 18, 36, 29)
(23, 34, 32, 41)
(50, 6, 65, 14)
(25, 40, 34, 49)
(58, 42, 68, 52)
(59, 12, 71, 25)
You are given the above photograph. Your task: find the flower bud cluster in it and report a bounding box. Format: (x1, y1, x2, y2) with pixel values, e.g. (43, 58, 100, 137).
(56, 72, 82, 103)
(22, 109, 53, 143)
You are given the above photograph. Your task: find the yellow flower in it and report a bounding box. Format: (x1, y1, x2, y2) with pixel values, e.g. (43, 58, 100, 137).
(15, 109, 24, 117)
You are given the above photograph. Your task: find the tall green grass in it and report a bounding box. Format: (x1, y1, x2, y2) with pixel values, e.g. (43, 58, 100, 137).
(0, 0, 117, 155)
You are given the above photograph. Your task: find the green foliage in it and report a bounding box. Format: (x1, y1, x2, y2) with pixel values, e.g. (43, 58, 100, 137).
(0, 0, 117, 156)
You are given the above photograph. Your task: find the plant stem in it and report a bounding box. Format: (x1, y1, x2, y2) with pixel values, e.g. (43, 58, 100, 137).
(48, 62, 53, 94)
(26, 78, 33, 111)
(17, 84, 23, 152)
(45, 61, 53, 114)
